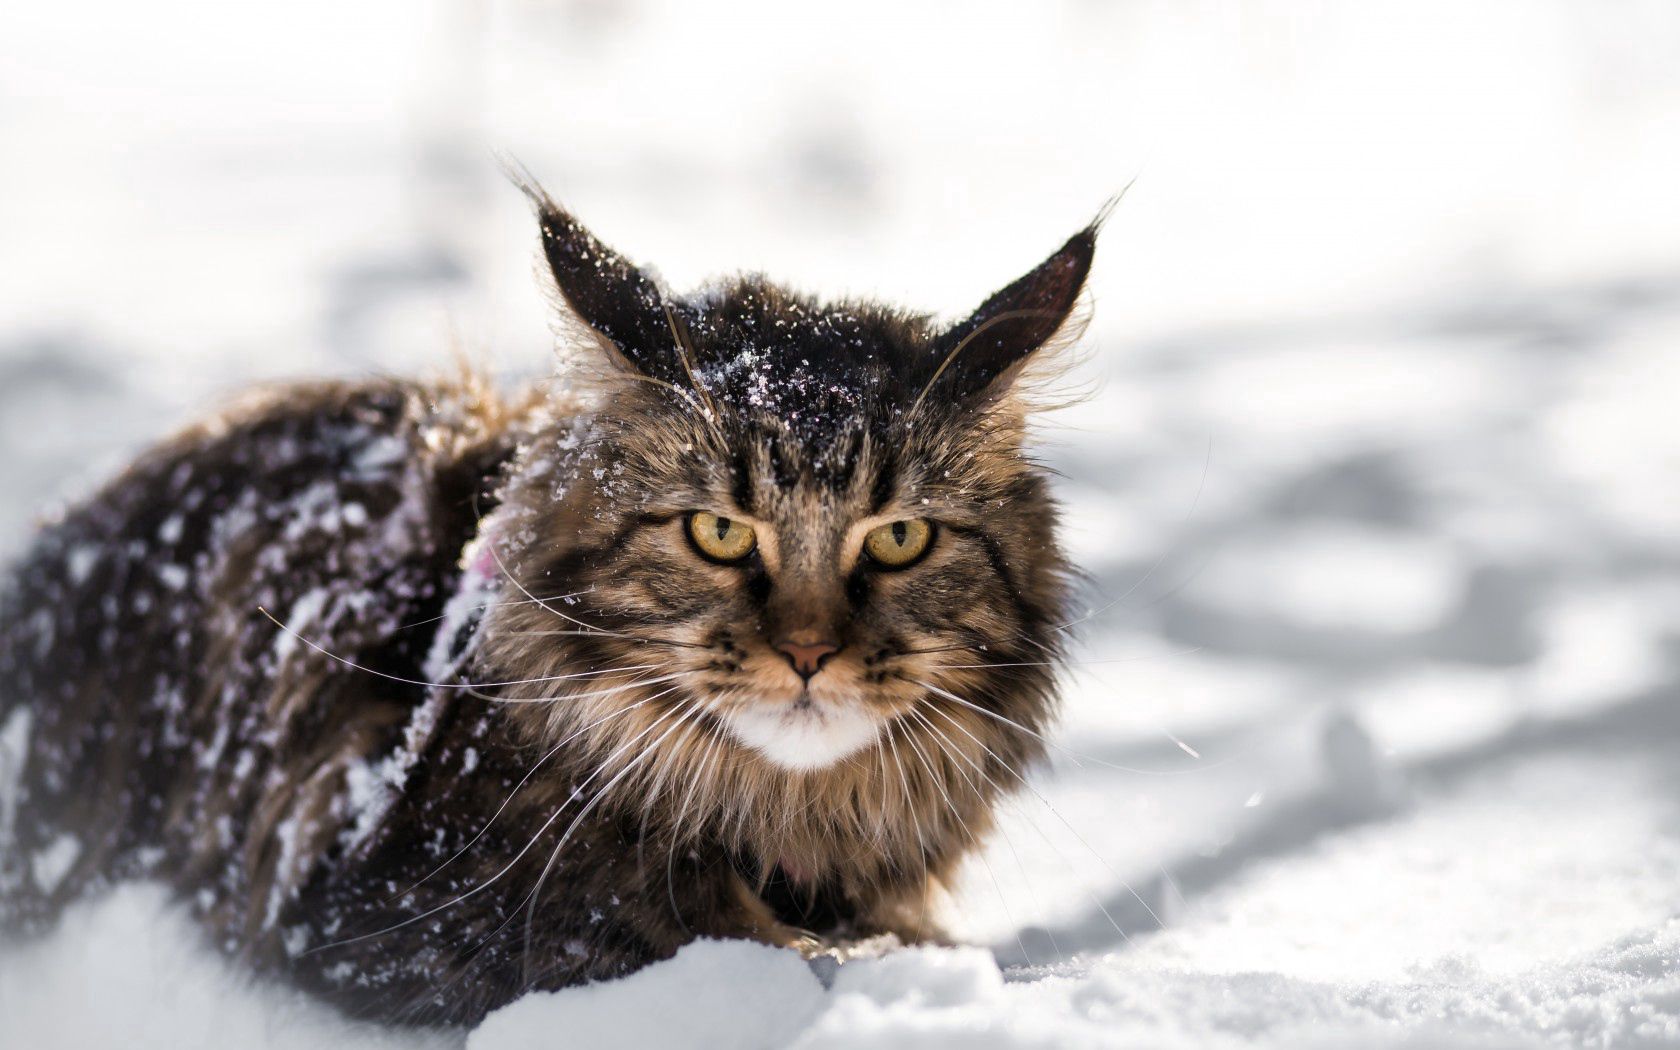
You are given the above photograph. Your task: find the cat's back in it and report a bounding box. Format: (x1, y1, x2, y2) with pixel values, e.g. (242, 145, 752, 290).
(0, 377, 502, 686)
(0, 376, 522, 929)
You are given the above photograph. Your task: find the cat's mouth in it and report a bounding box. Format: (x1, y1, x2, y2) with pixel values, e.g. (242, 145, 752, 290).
(718, 691, 884, 771)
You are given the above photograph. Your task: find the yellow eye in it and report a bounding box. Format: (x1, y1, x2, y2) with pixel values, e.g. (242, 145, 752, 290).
(863, 519, 934, 569)
(687, 511, 757, 563)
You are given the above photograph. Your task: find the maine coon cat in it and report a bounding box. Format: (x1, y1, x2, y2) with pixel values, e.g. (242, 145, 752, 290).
(0, 182, 1095, 1024)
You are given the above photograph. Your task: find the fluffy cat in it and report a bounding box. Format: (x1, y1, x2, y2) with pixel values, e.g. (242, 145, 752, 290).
(0, 183, 1094, 1024)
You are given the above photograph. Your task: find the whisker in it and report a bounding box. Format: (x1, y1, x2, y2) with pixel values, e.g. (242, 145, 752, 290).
(663, 301, 722, 426)
(927, 647, 1220, 775)
(665, 719, 727, 930)
(936, 647, 1204, 670)
(869, 740, 893, 849)
(912, 678, 1211, 777)
(441, 690, 692, 991)
(919, 700, 1150, 945)
(905, 708, 1038, 965)
(898, 639, 996, 657)
(638, 713, 707, 839)
(920, 438, 1215, 660)
(483, 538, 675, 648)
(303, 695, 686, 954)
(881, 722, 932, 919)
(467, 672, 685, 705)
(258, 606, 665, 692)
(463, 490, 707, 650)
(379, 694, 662, 904)
(908, 307, 1064, 419)
(519, 698, 704, 982)
(897, 715, 1021, 952)
(501, 629, 708, 651)
(391, 590, 594, 632)
(1041, 437, 1214, 641)
(892, 444, 1212, 665)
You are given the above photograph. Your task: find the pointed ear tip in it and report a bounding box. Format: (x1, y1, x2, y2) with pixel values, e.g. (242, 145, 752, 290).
(500, 165, 572, 229)
(499, 158, 543, 201)
(530, 194, 582, 244)
(1057, 213, 1104, 261)
(1082, 189, 1131, 239)
(1053, 225, 1098, 279)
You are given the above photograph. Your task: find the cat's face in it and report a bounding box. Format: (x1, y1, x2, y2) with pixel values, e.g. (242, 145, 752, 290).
(506, 365, 1062, 773)
(486, 192, 1090, 812)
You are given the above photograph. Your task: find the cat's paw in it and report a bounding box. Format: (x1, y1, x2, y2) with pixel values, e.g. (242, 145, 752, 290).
(800, 933, 905, 986)
(787, 931, 831, 958)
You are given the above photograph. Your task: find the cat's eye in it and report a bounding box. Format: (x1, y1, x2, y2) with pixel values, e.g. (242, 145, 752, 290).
(863, 519, 934, 569)
(686, 511, 757, 563)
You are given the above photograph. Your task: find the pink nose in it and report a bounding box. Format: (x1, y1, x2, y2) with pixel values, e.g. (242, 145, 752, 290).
(776, 639, 839, 680)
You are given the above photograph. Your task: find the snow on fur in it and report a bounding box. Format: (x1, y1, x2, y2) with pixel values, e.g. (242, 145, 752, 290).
(6, 0, 1680, 1046)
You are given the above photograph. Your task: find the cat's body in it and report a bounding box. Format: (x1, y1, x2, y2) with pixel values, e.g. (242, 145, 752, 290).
(0, 188, 1094, 1024)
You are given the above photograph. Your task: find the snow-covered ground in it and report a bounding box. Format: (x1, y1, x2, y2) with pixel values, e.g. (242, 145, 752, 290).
(4, 1, 1680, 1046)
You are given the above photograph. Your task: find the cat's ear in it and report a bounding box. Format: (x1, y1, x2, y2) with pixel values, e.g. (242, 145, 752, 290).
(926, 223, 1096, 404)
(519, 181, 676, 379)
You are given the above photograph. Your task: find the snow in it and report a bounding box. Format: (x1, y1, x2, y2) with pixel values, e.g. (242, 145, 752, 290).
(29, 834, 80, 892)
(274, 588, 330, 663)
(1180, 523, 1465, 635)
(0, 708, 32, 896)
(5, 0, 1680, 1047)
(422, 511, 508, 684)
(156, 562, 190, 591)
(0, 885, 457, 1050)
(468, 940, 828, 1050)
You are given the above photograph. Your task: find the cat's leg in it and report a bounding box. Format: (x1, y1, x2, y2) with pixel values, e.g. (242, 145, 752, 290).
(835, 875, 959, 956)
(712, 871, 830, 956)
(723, 873, 960, 964)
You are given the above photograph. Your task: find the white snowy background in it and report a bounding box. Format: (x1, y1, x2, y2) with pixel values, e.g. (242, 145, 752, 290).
(4, 1, 1680, 1046)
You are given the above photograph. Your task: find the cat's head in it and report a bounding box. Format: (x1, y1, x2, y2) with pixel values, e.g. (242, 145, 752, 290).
(482, 188, 1092, 874)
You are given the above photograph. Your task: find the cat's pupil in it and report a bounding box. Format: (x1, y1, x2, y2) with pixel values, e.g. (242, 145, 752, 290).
(715, 517, 733, 541)
(891, 522, 907, 546)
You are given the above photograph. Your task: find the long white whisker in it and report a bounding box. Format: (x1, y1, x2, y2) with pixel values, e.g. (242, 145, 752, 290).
(483, 537, 698, 648)
(304, 694, 686, 954)
(519, 699, 704, 982)
(457, 695, 692, 969)
(1043, 437, 1213, 639)
(893, 445, 1211, 664)
(938, 648, 1205, 670)
(912, 707, 1062, 959)
(258, 606, 662, 692)
(499, 629, 703, 650)
(921, 700, 1162, 938)
(666, 722, 727, 929)
(380, 694, 663, 905)
(904, 709, 1034, 966)
(470, 672, 685, 705)
(913, 679, 1211, 777)
(869, 738, 893, 849)
(639, 715, 703, 835)
(882, 722, 931, 926)
(392, 589, 594, 632)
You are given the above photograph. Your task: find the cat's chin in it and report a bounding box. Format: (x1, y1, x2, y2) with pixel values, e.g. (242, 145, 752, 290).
(721, 696, 883, 771)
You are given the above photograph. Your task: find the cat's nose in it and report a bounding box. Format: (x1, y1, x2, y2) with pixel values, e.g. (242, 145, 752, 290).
(775, 638, 840, 681)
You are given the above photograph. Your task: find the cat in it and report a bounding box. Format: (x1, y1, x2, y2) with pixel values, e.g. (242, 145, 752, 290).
(0, 180, 1095, 1025)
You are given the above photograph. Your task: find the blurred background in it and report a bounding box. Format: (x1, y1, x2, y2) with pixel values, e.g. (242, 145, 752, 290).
(4, 1, 1680, 1044)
